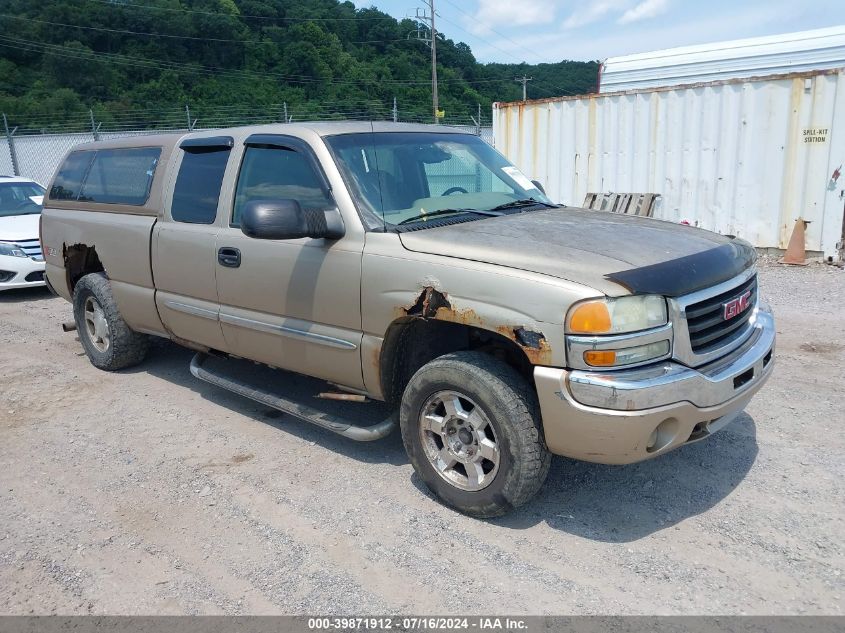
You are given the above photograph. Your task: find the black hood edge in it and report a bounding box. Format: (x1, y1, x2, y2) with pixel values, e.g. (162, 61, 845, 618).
(604, 240, 757, 297)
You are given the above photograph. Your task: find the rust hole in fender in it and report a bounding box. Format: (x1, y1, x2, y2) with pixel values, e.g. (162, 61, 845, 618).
(398, 287, 553, 366)
(404, 286, 452, 318)
(514, 328, 544, 349)
(398, 287, 484, 326)
(498, 326, 552, 365)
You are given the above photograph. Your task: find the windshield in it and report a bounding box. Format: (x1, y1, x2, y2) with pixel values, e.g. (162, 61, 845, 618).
(0, 181, 45, 217)
(325, 132, 552, 230)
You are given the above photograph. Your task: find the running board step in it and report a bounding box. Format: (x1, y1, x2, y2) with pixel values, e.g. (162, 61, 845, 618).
(189, 353, 396, 441)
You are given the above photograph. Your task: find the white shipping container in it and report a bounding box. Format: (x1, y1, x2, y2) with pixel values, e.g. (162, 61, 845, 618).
(493, 68, 845, 258)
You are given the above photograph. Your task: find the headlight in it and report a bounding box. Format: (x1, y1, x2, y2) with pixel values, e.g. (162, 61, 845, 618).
(567, 295, 667, 334)
(0, 242, 27, 258)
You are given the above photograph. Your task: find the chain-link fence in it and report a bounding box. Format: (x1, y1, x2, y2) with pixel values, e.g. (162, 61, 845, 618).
(1, 102, 494, 186)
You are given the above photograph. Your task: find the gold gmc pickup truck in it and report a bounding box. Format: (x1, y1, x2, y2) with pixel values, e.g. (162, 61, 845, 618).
(40, 122, 775, 517)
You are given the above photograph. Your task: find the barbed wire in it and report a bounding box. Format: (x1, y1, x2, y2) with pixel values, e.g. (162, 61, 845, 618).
(3, 101, 493, 136)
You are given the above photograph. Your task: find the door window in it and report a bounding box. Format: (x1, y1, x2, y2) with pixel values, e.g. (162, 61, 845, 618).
(232, 145, 333, 226)
(171, 147, 231, 224)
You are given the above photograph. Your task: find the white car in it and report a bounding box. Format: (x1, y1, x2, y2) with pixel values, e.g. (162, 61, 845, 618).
(0, 176, 47, 291)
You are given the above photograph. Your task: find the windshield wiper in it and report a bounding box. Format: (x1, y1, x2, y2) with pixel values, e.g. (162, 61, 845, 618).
(397, 208, 502, 226)
(487, 198, 558, 211)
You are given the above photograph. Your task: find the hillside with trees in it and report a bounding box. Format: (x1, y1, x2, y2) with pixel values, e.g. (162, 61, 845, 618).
(0, 0, 599, 132)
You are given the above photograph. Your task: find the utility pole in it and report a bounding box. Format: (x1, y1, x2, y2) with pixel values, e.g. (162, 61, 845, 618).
(429, 0, 438, 123)
(515, 75, 533, 101)
(413, 1, 439, 123)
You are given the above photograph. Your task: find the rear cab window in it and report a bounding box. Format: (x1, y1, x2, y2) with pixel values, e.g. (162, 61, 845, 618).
(80, 148, 160, 205)
(49, 151, 95, 201)
(49, 147, 160, 206)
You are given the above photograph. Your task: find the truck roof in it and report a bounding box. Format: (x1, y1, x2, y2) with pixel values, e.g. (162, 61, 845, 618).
(44, 121, 476, 217)
(63, 121, 468, 153)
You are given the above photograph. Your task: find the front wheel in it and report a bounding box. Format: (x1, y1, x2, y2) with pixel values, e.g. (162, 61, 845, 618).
(400, 352, 551, 518)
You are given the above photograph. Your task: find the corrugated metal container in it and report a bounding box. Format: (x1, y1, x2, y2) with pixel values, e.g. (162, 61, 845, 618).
(493, 68, 845, 258)
(599, 26, 845, 92)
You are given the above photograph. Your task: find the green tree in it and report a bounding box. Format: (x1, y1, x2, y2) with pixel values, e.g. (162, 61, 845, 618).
(0, 0, 599, 131)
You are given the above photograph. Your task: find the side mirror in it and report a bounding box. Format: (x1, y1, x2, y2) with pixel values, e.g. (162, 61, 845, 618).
(531, 180, 546, 195)
(240, 199, 344, 240)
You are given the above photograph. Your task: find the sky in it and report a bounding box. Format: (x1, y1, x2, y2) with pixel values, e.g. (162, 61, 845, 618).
(353, 0, 842, 64)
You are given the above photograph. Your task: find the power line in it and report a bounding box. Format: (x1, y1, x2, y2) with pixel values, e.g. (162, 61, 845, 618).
(0, 13, 585, 99)
(0, 14, 416, 47)
(350, 39, 410, 44)
(0, 13, 562, 95)
(0, 14, 272, 44)
(431, 13, 583, 98)
(0, 36, 334, 84)
(430, 14, 573, 98)
(84, 0, 397, 23)
(0, 35, 520, 87)
(434, 14, 524, 68)
(440, 0, 551, 65)
(0, 36, 322, 84)
(411, 7, 557, 102)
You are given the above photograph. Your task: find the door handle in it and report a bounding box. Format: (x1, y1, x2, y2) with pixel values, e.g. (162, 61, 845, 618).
(217, 247, 241, 268)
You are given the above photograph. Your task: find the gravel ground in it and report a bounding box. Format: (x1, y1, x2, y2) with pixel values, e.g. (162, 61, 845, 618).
(0, 261, 843, 615)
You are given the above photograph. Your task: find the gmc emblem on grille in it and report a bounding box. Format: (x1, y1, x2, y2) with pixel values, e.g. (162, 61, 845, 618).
(723, 290, 752, 320)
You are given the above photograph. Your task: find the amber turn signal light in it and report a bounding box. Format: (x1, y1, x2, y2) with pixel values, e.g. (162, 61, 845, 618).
(583, 350, 617, 366)
(568, 301, 612, 334)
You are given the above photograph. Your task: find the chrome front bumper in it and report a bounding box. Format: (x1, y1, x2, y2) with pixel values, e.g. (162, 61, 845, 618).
(534, 304, 775, 464)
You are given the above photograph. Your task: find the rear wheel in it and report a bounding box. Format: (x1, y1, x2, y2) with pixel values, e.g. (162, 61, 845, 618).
(73, 273, 149, 370)
(400, 351, 551, 518)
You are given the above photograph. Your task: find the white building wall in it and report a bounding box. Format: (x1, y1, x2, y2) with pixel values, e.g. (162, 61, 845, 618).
(493, 69, 845, 257)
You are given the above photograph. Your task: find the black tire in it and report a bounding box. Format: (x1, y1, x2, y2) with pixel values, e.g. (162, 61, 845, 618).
(400, 351, 551, 518)
(72, 272, 149, 371)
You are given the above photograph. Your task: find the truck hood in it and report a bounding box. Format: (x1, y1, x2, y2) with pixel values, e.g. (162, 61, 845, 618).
(398, 207, 755, 297)
(0, 213, 41, 242)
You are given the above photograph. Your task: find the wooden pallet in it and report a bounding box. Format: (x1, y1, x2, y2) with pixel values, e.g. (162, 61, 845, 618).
(582, 192, 659, 217)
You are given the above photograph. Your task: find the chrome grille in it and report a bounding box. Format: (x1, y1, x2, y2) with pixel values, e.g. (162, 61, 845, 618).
(7, 239, 43, 261)
(686, 275, 757, 353)
(669, 269, 759, 368)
